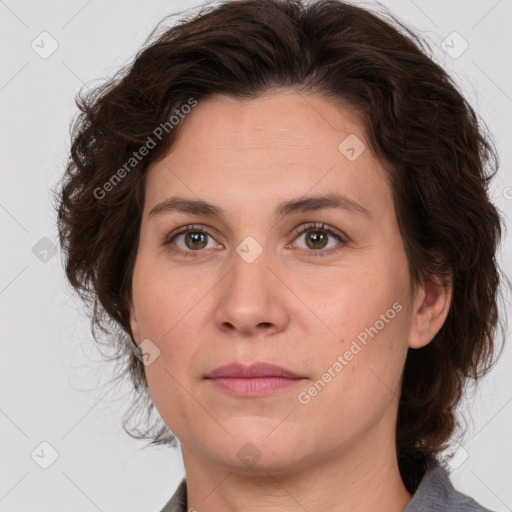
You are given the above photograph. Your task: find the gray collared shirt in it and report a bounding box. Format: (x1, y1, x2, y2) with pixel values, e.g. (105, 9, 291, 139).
(159, 460, 494, 512)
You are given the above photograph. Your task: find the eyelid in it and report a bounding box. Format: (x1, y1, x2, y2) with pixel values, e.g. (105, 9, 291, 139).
(290, 222, 348, 244)
(164, 223, 218, 241)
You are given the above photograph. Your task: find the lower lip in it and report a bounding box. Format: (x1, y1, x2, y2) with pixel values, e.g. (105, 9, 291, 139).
(207, 377, 304, 396)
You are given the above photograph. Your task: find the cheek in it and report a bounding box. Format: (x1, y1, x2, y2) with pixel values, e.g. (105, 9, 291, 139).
(130, 260, 204, 399)
(300, 316, 409, 439)
(320, 266, 408, 349)
(308, 263, 410, 405)
(131, 253, 203, 340)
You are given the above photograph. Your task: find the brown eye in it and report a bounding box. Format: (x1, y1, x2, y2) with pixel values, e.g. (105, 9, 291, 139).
(164, 224, 221, 257)
(290, 223, 348, 257)
(182, 231, 209, 250)
(304, 230, 329, 249)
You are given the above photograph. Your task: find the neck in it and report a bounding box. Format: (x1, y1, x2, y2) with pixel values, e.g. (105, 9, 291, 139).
(180, 417, 414, 512)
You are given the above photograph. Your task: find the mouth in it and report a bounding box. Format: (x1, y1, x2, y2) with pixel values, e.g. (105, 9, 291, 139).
(205, 362, 306, 397)
(206, 376, 305, 396)
(206, 361, 302, 379)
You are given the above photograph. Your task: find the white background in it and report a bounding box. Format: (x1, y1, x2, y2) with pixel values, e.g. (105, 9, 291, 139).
(1, 0, 511, 511)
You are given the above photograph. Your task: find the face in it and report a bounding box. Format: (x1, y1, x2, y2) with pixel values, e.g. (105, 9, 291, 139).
(129, 90, 450, 476)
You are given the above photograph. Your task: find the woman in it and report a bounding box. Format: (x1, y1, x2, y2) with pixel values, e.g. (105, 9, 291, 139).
(56, 0, 506, 510)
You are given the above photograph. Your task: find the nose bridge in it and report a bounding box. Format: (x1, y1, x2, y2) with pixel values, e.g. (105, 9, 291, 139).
(231, 237, 270, 286)
(227, 238, 273, 302)
(214, 237, 288, 334)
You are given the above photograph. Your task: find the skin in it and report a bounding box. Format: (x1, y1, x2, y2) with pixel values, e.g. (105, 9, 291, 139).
(128, 90, 452, 512)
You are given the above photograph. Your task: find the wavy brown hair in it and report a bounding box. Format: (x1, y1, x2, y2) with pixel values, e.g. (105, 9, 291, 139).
(54, 0, 507, 492)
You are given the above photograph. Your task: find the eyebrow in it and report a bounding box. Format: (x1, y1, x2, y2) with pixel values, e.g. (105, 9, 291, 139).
(148, 193, 371, 222)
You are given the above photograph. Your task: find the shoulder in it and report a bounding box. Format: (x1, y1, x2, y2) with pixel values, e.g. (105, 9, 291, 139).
(403, 460, 495, 512)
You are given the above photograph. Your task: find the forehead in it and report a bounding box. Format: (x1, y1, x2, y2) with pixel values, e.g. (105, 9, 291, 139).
(177, 90, 366, 151)
(144, 91, 392, 221)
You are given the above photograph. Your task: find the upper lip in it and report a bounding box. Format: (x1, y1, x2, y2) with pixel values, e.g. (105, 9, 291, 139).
(206, 362, 302, 379)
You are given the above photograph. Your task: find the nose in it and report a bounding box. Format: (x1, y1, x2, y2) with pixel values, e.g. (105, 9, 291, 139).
(213, 245, 290, 337)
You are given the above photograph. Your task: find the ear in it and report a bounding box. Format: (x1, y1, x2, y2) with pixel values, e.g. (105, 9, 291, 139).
(408, 276, 453, 349)
(128, 301, 141, 345)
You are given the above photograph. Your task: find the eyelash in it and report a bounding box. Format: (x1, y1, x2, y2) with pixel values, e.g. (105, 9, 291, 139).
(163, 222, 348, 259)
